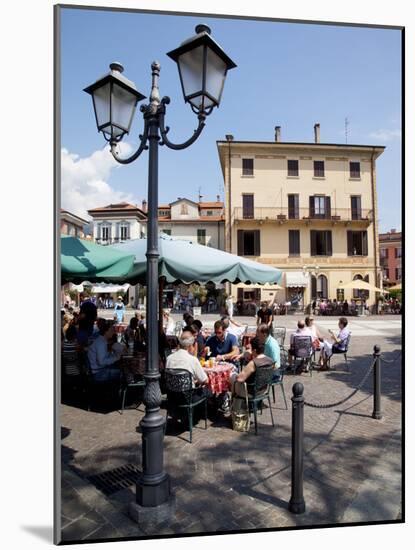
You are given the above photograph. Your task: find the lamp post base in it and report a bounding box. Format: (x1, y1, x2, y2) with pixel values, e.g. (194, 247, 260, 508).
(129, 490, 176, 529)
(135, 473, 171, 507)
(288, 499, 306, 514)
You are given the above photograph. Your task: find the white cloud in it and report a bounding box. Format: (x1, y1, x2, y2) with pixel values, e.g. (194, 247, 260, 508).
(368, 129, 401, 141)
(61, 143, 139, 220)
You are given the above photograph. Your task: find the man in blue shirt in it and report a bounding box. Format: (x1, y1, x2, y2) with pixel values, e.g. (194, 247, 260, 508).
(257, 323, 280, 368)
(205, 320, 239, 362)
(257, 323, 282, 382)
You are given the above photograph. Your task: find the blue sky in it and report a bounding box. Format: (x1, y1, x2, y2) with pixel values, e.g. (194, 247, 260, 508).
(60, 7, 402, 232)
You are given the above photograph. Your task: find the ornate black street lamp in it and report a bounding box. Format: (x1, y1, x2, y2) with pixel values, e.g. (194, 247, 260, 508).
(84, 24, 236, 516)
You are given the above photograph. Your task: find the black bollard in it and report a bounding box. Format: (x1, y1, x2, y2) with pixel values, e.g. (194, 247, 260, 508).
(289, 382, 306, 514)
(372, 345, 382, 420)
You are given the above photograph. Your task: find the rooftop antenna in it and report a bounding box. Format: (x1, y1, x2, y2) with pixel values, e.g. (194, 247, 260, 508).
(198, 186, 203, 202)
(345, 117, 349, 144)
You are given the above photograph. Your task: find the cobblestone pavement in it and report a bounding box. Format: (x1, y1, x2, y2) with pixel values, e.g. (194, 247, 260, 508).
(59, 315, 402, 542)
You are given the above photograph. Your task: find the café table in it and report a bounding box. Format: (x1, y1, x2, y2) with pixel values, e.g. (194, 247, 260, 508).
(202, 361, 234, 395)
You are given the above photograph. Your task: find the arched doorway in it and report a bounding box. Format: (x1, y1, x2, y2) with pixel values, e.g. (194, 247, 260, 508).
(317, 274, 328, 299)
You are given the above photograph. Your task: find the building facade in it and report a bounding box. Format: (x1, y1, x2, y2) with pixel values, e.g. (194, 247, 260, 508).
(217, 125, 385, 308)
(60, 209, 89, 238)
(379, 229, 402, 287)
(87, 202, 147, 245)
(158, 197, 225, 249)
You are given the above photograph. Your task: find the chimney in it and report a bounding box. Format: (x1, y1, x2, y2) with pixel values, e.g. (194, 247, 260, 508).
(225, 134, 234, 142)
(216, 194, 220, 202)
(391, 228, 396, 233)
(141, 199, 147, 212)
(275, 126, 281, 142)
(314, 123, 320, 143)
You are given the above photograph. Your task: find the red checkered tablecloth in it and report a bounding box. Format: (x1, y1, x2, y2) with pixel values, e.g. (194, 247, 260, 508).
(203, 363, 233, 395)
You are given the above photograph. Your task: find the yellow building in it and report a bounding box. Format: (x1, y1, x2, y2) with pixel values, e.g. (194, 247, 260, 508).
(217, 125, 385, 310)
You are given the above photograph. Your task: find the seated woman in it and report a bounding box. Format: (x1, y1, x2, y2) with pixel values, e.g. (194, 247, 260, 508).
(231, 337, 274, 398)
(305, 315, 322, 350)
(320, 317, 350, 370)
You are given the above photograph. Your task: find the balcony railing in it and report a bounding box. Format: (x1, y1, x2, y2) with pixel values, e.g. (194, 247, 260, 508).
(95, 237, 130, 245)
(233, 207, 372, 223)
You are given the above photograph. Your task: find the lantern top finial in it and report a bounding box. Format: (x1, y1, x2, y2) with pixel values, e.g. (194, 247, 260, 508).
(195, 24, 211, 35)
(110, 62, 124, 73)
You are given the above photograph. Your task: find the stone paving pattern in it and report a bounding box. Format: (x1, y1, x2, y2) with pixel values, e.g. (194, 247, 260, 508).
(59, 315, 402, 542)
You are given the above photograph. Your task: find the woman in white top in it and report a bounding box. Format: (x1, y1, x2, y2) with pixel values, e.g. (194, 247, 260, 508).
(305, 316, 322, 349)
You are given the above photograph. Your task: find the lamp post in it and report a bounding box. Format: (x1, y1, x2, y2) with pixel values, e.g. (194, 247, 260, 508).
(84, 25, 236, 514)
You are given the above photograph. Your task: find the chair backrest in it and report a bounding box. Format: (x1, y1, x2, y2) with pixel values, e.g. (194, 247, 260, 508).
(165, 368, 193, 396)
(247, 364, 274, 398)
(273, 327, 286, 347)
(62, 343, 81, 377)
(343, 332, 352, 352)
(293, 336, 313, 358)
(174, 321, 182, 337)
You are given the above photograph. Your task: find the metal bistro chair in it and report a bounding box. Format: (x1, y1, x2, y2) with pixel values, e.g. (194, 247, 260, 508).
(164, 369, 208, 443)
(174, 321, 183, 338)
(327, 333, 352, 371)
(119, 355, 146, 414)
(246, 364, 275, 435)
(273, 327, 287, 349)
(292, 335, 313, 376)
(270, 360, 288, 410)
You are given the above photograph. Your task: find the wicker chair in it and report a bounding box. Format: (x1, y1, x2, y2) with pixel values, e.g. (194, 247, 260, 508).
(292, 335, 313, 375)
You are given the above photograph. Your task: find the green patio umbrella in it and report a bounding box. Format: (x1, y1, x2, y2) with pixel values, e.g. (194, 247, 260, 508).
(112, 235, 282, 285)
(61, 235, 136, 284)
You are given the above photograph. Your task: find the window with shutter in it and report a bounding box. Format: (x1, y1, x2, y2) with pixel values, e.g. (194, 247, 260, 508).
(289, 230, 300, 256)
(287, 159, 299, 176)
(350, 161, 361, 178)
(311, 230, 332, 256)
(325, 196, 331, 218)
(242, 194, 254, 219)
(351, 196, 362, 220)
(310, 231, 317, 256)
(362, 231, 368, 256)
(288, 194, 299, 219)
(237, 230, 244, 256)
(326, 231, 332, 256)
(347, 231, 367, 256)
(242, 158, 254, 176)
(309, 196, 315, 218)
(244, 232, 255, 256)
(347, 231, 353, 256)
(313, 160, 325, 177)
(197, 229, 206, 245)
(253, 230, 261, 256)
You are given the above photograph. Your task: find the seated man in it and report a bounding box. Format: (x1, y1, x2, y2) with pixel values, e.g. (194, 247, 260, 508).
(231, 337, 274, 398)
(205, 320, 239, 362)
(87, 320, 124, 382)
(320, 317, 350, 370)
(288, 320, 312, 370)
(166, 330, 208, 399)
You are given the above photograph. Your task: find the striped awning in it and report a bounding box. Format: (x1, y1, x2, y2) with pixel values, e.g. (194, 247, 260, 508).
(286, 272, 309, 287)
